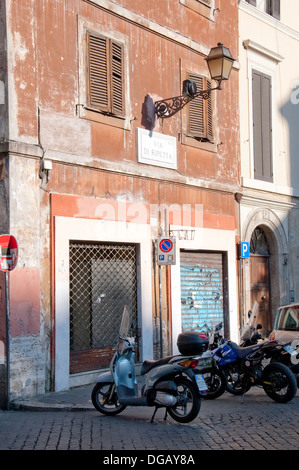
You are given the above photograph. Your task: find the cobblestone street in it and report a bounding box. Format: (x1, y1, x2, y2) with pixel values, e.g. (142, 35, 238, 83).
(1, 388, 299, 453)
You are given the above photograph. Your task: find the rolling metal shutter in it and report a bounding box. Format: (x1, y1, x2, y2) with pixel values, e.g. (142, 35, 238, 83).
(180, 251, 224, 332)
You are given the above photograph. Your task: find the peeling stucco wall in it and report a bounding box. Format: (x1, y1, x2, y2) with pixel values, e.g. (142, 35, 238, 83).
(1, 0, 241, 400)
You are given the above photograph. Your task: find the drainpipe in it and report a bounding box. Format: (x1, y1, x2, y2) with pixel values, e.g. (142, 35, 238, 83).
(235, 192, 243, 332)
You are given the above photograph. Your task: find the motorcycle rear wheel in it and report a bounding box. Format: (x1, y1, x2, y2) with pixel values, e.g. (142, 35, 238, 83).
(91, 382, 127, 415)
(167, 378, 201, 423)
(262, 362, 297, 403)
(223, 368, 252, 395)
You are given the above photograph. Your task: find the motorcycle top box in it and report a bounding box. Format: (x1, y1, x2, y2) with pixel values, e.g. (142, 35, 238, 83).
(177, 331, 209, 355)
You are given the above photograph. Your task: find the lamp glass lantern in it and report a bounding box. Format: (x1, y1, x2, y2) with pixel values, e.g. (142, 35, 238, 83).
(205, 42, 235, 88)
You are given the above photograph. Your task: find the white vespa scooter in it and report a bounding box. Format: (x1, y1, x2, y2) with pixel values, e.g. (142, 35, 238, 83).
(91, 306, 209, 423)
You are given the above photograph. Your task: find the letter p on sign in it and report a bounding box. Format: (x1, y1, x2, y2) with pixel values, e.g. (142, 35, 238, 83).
(240, 242, 250, 259)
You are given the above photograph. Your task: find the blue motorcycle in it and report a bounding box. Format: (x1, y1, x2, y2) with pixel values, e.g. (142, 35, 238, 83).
(212, 338, 297, 402)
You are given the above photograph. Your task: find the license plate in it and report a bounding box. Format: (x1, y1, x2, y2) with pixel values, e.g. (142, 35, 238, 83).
(195, 374, 208, 392)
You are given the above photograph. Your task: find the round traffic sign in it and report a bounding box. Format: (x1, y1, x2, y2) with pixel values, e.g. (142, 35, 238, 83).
(159, 238, 173, 253)
(0, 234, 18, 272)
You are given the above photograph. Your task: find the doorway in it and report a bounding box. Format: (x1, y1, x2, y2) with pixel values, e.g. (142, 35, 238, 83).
(250, 227, 272, 335)
(69, 241, 138, 373)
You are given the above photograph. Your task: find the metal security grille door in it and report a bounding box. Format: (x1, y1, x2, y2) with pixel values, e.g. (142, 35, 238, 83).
(69, 242, 138, 373)
(180, 251, 225, 332)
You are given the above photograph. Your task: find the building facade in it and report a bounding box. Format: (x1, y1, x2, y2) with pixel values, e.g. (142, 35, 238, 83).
(239, 0, 299, 334)
(0, 0, 240, 404)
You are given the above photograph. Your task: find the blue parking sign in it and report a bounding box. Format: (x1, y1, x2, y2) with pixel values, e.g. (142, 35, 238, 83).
(240, 242, 250, 259)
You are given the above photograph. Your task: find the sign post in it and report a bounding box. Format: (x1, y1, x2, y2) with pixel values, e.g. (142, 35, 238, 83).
(0, 235, 18, 410)
(156, 236, 176, 357)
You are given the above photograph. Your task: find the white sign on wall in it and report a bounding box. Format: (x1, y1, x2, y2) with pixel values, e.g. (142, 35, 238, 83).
(137, 128, 177, 170)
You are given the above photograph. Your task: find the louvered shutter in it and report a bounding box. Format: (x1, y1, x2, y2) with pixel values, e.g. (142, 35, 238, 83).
(111, 41, 124, 115)
(187, 73, 213, 141)
(206, 79, 213, 141)
(87, 32, 109, 112)
(87, 32, 124, 116)
(252, 69, 273, 182)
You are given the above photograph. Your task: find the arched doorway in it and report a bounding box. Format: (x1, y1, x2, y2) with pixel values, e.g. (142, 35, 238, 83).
(241, 207, 289, 340)
(250, 227, 272, 336)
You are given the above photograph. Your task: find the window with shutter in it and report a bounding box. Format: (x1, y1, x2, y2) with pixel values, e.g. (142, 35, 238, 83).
(187, 73, 213, 142)
(86, 31, 124, 116)
(252, 69, 273, 182)
(180, 0, 214, 20)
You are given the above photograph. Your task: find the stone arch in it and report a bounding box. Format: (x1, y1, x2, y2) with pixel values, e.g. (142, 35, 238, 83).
(242, 207, 288, 255)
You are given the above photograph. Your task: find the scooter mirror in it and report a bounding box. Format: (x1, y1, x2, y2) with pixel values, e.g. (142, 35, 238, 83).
(256, 324, 262, 330)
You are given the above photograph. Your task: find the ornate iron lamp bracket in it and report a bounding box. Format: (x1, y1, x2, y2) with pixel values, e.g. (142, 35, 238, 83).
(154, 85, 219, 119)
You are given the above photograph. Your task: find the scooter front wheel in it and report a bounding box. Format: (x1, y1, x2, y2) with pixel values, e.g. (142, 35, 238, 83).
(167, 378, 201, 424)
(91, 382, 126, 415)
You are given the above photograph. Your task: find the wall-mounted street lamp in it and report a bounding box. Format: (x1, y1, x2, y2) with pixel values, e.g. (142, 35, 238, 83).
(155, 43, 235, 119)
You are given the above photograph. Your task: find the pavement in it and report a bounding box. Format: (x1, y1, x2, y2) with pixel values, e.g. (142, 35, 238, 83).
(10, 381, 296, 412)
(11, 383, 96, 412)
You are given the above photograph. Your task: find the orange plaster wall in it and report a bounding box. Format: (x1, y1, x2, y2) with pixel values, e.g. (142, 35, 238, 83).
(51, 193, 151, 224)
(9, 268, 40, 337)
(51, 192, 235, 231)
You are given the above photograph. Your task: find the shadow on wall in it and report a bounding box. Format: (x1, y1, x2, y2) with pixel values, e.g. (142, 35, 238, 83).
(279, 81, 299, 304)
(280, 82, 299, 191)
(141, 94, 156, 131)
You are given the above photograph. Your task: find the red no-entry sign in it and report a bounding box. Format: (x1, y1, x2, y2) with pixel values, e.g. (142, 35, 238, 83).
(0, 234, 18, 272)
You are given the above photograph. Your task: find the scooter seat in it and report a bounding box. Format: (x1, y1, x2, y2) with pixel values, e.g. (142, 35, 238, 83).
(141, 356, 174, 375)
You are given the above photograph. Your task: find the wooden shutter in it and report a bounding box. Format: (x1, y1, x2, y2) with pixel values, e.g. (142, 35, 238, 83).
(87, 31, 124, 116)
(110, 41, 124, 115)
(187, 73, 213, 141)
(252, 69, 273, 182)
(87, 32, 109, 112)
(266, 0, 280, 19)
